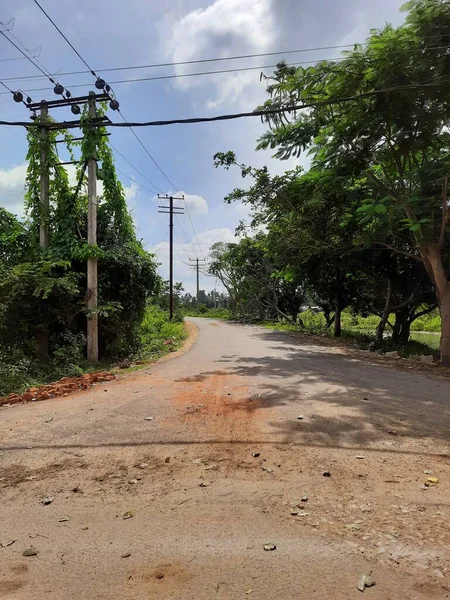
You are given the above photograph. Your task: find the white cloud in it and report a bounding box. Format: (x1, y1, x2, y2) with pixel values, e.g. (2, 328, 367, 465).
(0, 162, 138, 220)
(181, 191, 208, 216)
(0, 163, 27, 218)
(152, 190, 209, 216)
(165, 0, 275, 108)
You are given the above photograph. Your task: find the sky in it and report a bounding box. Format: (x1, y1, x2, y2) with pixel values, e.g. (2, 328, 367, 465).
(0, 0, 407, 293)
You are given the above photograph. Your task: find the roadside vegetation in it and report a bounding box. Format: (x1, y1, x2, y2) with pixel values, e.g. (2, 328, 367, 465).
(212, 0, 450, 364)
(0, 109, 185, 397)
(0, 304, 186, 396)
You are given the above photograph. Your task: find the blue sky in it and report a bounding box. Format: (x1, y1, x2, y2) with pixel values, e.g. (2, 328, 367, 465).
(0, 0, 406, 292)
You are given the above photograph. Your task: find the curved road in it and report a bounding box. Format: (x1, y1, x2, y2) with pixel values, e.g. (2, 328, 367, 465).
(1, 318, 450, 599)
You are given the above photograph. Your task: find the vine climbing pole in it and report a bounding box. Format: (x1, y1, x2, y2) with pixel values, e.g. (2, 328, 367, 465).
(36, 100, 50, 361)
(39, 101, 50, 250)
(87, 92, 98, 362)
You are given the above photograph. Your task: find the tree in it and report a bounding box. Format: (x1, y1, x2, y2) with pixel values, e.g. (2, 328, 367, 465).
(0, 108, 160, 364)
(209, 236, 305, 322)
(256, 0, 450, 362)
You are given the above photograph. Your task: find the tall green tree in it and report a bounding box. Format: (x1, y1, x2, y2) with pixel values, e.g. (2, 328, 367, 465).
(256, 0, 450, 363)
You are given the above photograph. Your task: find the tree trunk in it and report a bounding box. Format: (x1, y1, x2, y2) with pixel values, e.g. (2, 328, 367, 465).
(376, 278, 393, 344)
(440, 287, 450, 366)
(393, 307, 411, 345)
(333, 267, 342, 337)
(334, 300, 342, 337)
(419, 242, 450, 365)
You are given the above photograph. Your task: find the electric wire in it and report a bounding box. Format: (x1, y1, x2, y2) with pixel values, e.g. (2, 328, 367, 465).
(2, 77, 448, 128)
(0, 25, 69, 100)
(4, 40, 450, 82)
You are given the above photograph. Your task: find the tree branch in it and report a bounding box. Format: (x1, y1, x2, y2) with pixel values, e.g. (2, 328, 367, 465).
(410, 304, 437, 323)
(373, 242, 424, 263)
(439, 174, 449, 248)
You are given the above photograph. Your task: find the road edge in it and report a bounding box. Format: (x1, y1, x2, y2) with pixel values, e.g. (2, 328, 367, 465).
(157, 319, 199, 364)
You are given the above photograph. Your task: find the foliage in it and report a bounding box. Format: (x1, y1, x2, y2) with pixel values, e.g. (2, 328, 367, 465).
(215, 0, 450, 362)
(139, 304, 187, 357)
(0, 102, 161, 377)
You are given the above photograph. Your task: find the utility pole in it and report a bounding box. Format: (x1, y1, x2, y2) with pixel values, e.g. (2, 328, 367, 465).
(39, 101, 49, 249)
(87, 92, 98, 361)
(189, 258, 207, 308)
(28, 91, 111, 363)
(158, 194, 185, 319)
(36, 100, 50, 361)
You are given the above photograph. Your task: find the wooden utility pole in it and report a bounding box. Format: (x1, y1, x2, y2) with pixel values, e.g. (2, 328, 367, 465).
(36, 100, 50, 361)
(87, 92, 98, 361)
(39, 101, 49, 249)
(158, 194, 185, 319)
(189, 258, 207, 308)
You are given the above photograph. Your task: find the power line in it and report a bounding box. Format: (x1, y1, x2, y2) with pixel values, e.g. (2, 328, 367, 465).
(32, 0, 95, 76)
(0, 56, 34, 63)
(0, 81, 31, 107)
(2, 78, 450, 130)
(110, 143, 161, 194)
(4, 46, 450, 96)
(0, 23, 67, 100)
(9, 78, 450, 127)
(117, 109, 170, 192)
(115, 168, 158, 195)
(5, 40, 450, 83)
(30, 0, 189, 243)
(30, 0, 119, 109)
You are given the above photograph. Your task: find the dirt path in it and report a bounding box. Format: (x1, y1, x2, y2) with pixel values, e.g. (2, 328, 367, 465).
(1, 318, 450, 599)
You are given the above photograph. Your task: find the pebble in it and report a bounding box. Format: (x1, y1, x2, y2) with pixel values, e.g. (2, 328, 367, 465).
(297, 415, 304, 420)
(137, 463, 148, 469)
(41, 497, 53, 506)
(121, 552, 131, 558)
(22, 547, 38, 557)
(128, 479, 138, 485)
(144, 417, 154, 421)
(263, 543, 276, 551)
(322, 471, 331, 477)
(252, 452, 260, 458)
(58, 517, 70, 523)
(301, 496, 308, 503)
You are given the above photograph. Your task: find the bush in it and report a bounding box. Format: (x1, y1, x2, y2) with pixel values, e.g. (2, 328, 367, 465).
(0, 352, 34, 396)
(52, 331, 86, 378)
(139, 305, 187, 356)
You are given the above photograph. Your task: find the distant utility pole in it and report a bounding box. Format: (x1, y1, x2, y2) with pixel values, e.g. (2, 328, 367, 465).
(158, 194, 185, 320)
(87, 92, 98, 362)
(189, 258, 207, 308)
(28, 91, 110, 362)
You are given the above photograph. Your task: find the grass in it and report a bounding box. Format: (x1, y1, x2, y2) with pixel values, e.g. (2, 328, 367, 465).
(139, 305, 188, 358)
(0, 304, 188, 397)
(263, 309, 437, 358)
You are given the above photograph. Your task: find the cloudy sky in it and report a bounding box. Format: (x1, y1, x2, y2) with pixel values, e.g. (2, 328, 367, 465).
(1, 0, 406, 292)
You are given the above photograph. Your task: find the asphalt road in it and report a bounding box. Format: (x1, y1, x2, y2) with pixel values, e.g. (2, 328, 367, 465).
(1, 318, 450, 599)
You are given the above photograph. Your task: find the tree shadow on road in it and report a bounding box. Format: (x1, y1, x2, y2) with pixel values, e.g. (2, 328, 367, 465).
(178, 329, 450, 450)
